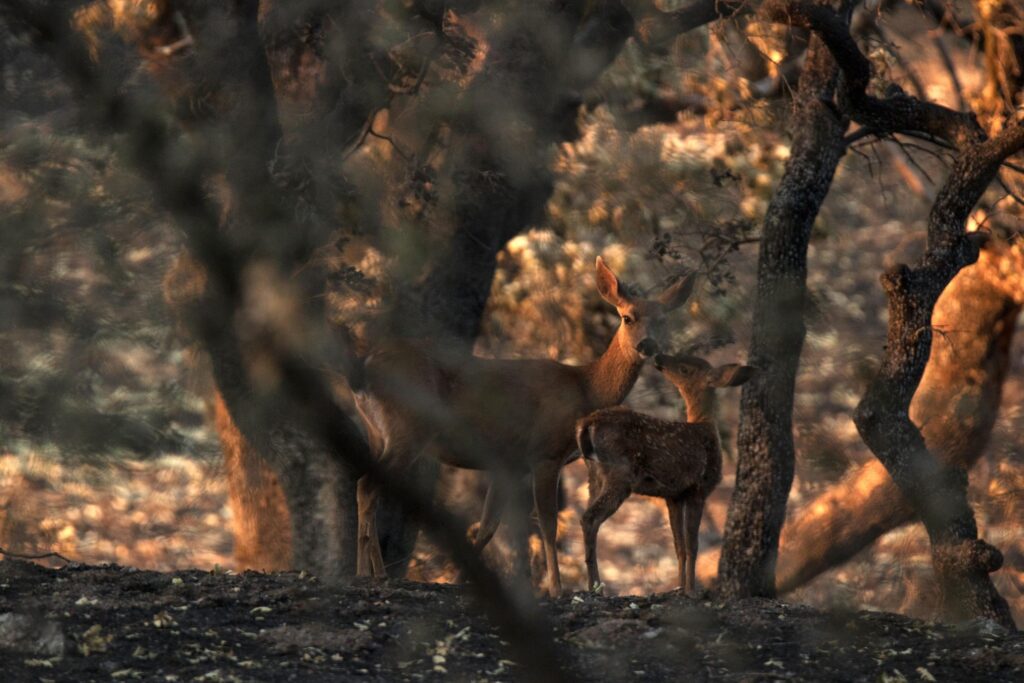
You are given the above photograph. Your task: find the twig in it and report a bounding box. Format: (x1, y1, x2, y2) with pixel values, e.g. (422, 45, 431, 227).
(861, 129, 1024, 177)
(997, 172, 1024, 208)
(932, 35, 966, 112)
(342, 106, 385, 161)
(886, 139, 936, 200)
(0, 546, 72, 564)
(843, 126, 876, 147)
(874, 26, 926, 100)
(367, 128, 412, 161)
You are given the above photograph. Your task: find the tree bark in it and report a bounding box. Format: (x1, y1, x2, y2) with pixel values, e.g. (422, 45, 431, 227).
(716, 33, 848, 598)
(201, 3, 382, 577)
(777, 240, 1024, 593)
(164, 253, 359, 579)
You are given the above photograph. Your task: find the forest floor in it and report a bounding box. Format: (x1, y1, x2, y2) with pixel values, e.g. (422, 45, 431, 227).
(2, 557, 1023, 683)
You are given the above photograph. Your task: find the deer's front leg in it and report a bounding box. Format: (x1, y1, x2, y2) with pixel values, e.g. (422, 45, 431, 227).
(666, 497, 686, 590)
(581, 467, 630, 592)
(532, 459, 564, 598)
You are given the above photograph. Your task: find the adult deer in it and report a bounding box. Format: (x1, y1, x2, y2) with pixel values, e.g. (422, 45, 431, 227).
(352, 256, 695, 596)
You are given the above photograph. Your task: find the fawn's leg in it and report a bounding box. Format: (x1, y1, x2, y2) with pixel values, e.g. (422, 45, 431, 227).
(666, 498, 686, 590)
(581, 473, 630, 592)
(682, 495, 705, 594)
(532, 459, 564, 597)
(356, 476, 386, 577)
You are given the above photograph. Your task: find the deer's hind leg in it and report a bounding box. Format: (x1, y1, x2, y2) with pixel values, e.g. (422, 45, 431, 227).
(682, 495, 705, 594)
(581, 465, 630, 592)
(471, 478, 509, 552)
(533, 459, 569, 597)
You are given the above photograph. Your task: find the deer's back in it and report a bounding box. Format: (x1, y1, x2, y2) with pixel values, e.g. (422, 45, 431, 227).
(584, 409, 722, 498)
(356, 345, 592, 469)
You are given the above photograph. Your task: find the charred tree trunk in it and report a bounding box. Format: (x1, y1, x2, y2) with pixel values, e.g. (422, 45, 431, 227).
(852, 140, 1022, 627)
(164, 253, 359, 579)
(149, 3, 364, 578)
(716, 34, 848, 599)
(777, 240, 1024, 593)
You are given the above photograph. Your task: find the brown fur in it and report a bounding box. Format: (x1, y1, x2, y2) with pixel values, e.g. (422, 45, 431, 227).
(577, 355, 754, 593)
(354, 258, 695, 596)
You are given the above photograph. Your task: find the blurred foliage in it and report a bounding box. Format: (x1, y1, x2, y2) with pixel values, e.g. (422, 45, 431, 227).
(0, 113, 210, 461)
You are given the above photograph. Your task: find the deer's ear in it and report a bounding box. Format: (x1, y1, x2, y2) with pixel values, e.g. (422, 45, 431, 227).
(595, 256, 627, 307)
(658, 272, 696, 311)
(709, 364, 757, 388)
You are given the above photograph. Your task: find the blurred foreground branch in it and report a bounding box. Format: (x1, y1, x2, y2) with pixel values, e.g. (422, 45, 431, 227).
(4, 2, 569, 678)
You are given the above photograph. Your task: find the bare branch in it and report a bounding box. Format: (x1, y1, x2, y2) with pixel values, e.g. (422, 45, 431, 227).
(631, 0, 755, 49)
(0, 546, 73, 564)
(760, 0, 984, 146)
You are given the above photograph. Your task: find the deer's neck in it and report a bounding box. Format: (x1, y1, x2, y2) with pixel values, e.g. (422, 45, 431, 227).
(583, 327, 644, 409)
(682, 394, 716, 425)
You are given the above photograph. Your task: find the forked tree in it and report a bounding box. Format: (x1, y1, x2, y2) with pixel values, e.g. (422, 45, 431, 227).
(716, 0, 1022, 627)
(777, 239, 1024, 594)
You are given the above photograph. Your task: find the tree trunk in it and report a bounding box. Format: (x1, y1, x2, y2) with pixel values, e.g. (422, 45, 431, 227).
(716, 34, 848, 599)
(372, 1, 637, 576)
(214, 392, 291, 571)
(749, 0, 1023, 624)
(165, 253, 360, 579)
(156, 2, 387, 578)
(776, 240, 1024, 593)
(852, 128, 1023, 627)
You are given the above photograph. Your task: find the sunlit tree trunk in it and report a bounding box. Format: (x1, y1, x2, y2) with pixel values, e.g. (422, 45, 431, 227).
(776, 240, 1024, 593)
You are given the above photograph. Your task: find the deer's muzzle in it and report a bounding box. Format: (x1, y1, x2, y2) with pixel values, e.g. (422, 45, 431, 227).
(636, 338, 659, 358)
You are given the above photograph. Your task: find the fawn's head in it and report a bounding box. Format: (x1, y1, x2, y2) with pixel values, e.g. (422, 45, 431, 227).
(595, 256, 694, 361)
(653, 354, 756, 422)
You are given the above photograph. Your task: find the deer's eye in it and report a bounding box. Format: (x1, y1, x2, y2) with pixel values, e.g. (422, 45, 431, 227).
(622, 315, 634, 325)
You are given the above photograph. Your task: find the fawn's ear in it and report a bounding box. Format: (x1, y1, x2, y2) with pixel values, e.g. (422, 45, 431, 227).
(658, 272, 696, 311)
(596, 256, 629, 307)
(709, 364, 757, 388)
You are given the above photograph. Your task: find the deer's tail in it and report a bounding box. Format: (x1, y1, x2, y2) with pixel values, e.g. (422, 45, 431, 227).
(575, 416, 598, 461)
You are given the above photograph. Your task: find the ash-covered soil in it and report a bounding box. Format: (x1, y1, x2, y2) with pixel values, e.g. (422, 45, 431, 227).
(1, 559, 1021, 682)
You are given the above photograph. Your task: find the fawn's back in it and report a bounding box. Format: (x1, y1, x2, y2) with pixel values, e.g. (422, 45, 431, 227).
(582, 407, 722, 499)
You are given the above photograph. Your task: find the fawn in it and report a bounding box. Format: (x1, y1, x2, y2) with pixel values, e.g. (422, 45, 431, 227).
(575, 353, 755, 594)
(353, 257, 695, 596)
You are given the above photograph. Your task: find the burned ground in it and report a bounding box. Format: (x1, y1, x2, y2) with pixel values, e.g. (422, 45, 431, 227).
(1, 558, 1021, 682)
